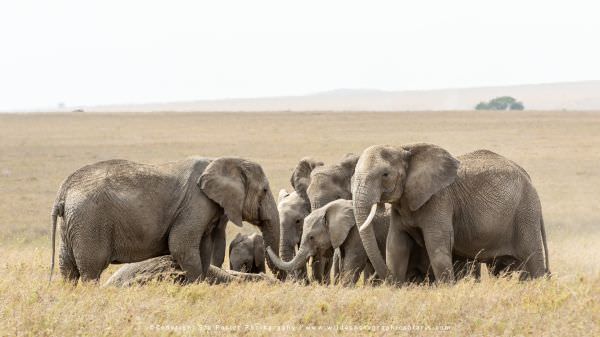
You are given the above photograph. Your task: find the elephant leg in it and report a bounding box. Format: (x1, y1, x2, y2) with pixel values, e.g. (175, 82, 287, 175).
(210, 217, 227, 268)
(386, 225, 414, 285)
(59, 243, 79, 284)
(332, 249, 341, 285)
(322, 251, 334, 285)
(363, 262, 374, 285)
(310, 256, 325, 284)
(311, 257, 324, 284)
(72, 229, 111, 283)
(514, 209, 546, 279)
(421, 221, 455, 283)
(169, 223, 205, 283)
(200, 232, 214, 278)
(341, 251, 366, 286)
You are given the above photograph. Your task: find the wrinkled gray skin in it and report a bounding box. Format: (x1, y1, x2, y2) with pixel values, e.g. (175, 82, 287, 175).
(229, 233, 265, 273)
(291, 154, 359, 284)
(104, 255, 276, 287)
(50, 157, 283, 283)
(353, 144, 550, 284)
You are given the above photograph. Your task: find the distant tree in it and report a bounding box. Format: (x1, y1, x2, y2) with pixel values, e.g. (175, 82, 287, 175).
(510, 101, 525, 110)
(475, 96, 524, 110)
(475, 102, 488, 110)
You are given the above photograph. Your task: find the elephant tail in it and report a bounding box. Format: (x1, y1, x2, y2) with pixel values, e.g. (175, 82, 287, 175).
(49, 198, 64, 284)
(540, 215, 550, 275)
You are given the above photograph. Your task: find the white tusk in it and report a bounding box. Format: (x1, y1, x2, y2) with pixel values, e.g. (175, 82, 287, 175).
(358, 203, 379, 232)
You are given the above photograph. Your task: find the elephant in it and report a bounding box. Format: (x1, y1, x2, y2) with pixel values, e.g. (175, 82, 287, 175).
(278, 157, 323, 283)
(352, 144, 550, 284)
(103, 255, 276, 287)
(228, 233, 266, 273)
(289, 154, 359, 284)
(277, 188, 310, 282)
(49, 157, 283, 283)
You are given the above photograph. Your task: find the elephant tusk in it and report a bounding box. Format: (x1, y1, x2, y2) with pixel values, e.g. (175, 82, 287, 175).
(358, 203, 379, 232)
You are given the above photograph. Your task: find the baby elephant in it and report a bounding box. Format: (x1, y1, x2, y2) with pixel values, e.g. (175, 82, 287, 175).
(229, 233, 265, 273)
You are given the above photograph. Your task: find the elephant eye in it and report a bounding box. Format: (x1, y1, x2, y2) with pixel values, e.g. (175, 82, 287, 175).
(295, 219, 301, 224)
(309, 235, 314, 241)
(383, 172, 389, 177)
(263, 188, 268, 193)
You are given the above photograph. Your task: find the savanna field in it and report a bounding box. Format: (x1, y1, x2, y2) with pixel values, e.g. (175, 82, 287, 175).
(1, 111, 599, 336)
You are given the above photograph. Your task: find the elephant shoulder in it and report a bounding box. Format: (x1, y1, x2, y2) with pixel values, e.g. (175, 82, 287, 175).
(61, 159, 153, 195)
(456, 150, 530, 181)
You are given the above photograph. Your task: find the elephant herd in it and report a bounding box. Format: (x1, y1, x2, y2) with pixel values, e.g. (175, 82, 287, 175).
(49, 143, 550, 287)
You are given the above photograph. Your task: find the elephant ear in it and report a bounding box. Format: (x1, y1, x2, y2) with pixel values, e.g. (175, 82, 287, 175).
(290, 157, 324, 196)
(229, 233, 243, 257)
(340, 153, 359, 174)
(253, 234, 266, 273)
(198, 158, 246, 227)
(340, 154, 359, 190)
(402, 144, 460, 211)
(278, 189, 289, 203)
(325, 200, 356, 249)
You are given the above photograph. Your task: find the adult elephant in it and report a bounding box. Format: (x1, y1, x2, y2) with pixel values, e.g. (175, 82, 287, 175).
(290, 154, 359, 284)
(50, 157, 282, 283)
(353, 144, 550, 283)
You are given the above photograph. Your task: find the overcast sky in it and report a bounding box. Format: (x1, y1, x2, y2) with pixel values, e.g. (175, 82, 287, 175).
(1, 0, 599, 110)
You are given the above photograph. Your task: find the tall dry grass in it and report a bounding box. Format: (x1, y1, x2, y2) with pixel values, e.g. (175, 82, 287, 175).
(0, 111, 599, 335)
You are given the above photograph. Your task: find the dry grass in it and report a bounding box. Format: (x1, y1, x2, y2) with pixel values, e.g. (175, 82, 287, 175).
(0, 111, 599, 336)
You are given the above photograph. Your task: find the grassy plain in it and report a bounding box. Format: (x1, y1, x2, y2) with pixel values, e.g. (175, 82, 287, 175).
(0, 111, 599, 336)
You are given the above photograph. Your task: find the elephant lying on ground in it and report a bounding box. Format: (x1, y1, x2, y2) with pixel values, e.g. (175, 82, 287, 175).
(229, 233, 265, 273)
(104, 256, 276, 287)
(50, 157, 283, 283)
(353, 144, 550, 283)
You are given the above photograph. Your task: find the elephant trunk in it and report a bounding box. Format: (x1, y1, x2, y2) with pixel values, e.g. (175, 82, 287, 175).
(353, 178, 390, 280)
(279, 237, 297, 277)
(259, 192, 284, 280)
(267, 246, 310, 272)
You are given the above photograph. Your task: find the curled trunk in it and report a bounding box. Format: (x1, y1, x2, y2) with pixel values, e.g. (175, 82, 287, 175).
(259, 192, 285, 280)
(353, 179, 390, 280)
(267, 246, 310, 272)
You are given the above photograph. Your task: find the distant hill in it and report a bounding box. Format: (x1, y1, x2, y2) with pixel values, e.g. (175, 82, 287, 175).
(84, 81, 600, 112)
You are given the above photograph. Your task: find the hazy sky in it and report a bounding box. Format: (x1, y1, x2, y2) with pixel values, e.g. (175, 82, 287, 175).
(1, 0, 599, 110)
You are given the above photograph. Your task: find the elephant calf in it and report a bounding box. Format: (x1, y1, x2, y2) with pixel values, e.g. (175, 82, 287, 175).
(228, 233, 265, 273)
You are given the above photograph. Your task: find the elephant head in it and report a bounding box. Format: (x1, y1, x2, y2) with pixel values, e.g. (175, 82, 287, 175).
(290, 157, 324, 202)
(277, 189, 310, 270)
(267, 199, 356, 273)
(351, 144, 459, 279)
(198, 157, 282, 278)
(305, 154, 359, 210)
(229, 233, 266, 273)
